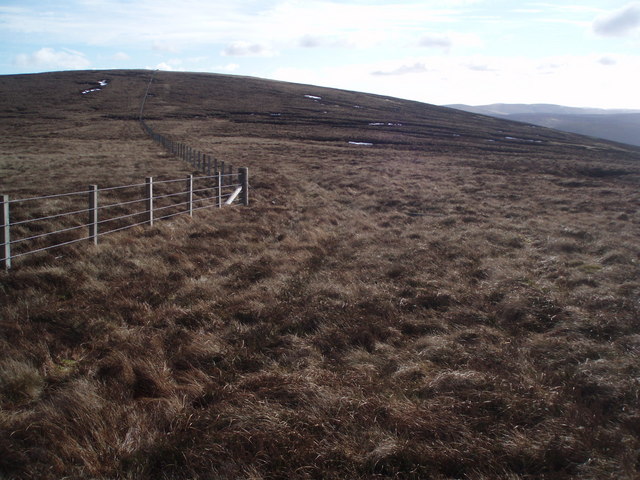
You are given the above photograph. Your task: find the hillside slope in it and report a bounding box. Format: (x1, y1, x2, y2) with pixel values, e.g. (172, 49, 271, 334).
(1, 70, 640, 480)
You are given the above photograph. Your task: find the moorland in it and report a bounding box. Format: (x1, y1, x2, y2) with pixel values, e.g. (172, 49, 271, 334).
(1, 70, 640, 479)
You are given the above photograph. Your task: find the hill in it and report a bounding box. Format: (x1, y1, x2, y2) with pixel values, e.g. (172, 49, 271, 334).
(1, 70, 640, 479)
(447, 103, 640, 147)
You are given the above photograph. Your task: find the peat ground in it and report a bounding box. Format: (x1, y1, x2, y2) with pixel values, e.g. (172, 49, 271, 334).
(1, 70, 640, 479)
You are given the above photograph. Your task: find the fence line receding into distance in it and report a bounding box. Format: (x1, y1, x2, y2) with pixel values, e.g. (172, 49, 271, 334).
(1, 170, 248, 270)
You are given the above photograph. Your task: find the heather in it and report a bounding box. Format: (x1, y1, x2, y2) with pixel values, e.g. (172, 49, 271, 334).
(1, 70, 639, 479)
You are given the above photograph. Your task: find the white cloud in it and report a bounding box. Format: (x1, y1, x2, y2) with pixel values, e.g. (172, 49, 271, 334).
(221, 41, 275, 57)
(593, 2, 640, 37)
(372, 62, 432, 75)
(152, 42, 181, 53)
(418, 34, 453, 49)
(271, 53, 640, 109)
(153, 59, 186, 71)
(298, 34, 349, 48)
(216, 63, 240, 72)
(0, 1, 480, 49)
(112, 52, 130, 60)
(13, 47, 91, 70)
(299, 35, 331, 48)
(598, 55, 617, 66)
(417, 32, 483, 51)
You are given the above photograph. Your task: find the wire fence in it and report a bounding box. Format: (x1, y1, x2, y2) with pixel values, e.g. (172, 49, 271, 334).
(1, 70, 251, 270)
(139, 70, 238, 179)
(141, 118, 237, 178)
(1, 171, 248, 269)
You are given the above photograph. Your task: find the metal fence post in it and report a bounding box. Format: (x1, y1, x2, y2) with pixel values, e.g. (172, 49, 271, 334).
(239, 167, 249, 206)
(216, 171, 222, 208)
(206, 156, 211, 176)
(187, 175, 193, 217)
(146, 177, 154, 226)
(88, 185, 98, 245)
(1, 195, 10, 270)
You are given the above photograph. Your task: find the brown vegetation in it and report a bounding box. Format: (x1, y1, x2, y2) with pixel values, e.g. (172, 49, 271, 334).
(1, 70, 640, 479)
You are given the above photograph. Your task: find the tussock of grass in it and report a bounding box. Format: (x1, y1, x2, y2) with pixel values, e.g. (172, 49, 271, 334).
(1, 70, 640, 479)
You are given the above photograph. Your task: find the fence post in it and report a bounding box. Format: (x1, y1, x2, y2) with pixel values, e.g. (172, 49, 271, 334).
(239, 168, 249, 206)
(88, 185, 98, 245)
(206, 156, 211, 176)
(146, 177, 154, 226)
(220, 161, 225, 185)
(216, 171, 222, 208)
(213, 158, 218, 174)
(187, 175, 193, 217)
(1, 195, 10, 270)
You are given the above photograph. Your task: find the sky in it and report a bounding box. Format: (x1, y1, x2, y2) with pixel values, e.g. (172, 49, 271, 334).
(1, 1, 640, 109)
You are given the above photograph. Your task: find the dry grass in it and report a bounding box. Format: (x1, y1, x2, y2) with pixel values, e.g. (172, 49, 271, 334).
(1, 70, 640, 479)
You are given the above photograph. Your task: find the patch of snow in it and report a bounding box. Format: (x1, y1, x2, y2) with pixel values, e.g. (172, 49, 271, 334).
(452, 134, 461, 137)
(80, 79, 109, 95)
(369, 122, 403, 126)
(354, 105, 362, 109)
(504, 136, 543, 143)
(304, 95, 322, 100)
(270, 113, 282, 116)
(349, 141, 373, 146)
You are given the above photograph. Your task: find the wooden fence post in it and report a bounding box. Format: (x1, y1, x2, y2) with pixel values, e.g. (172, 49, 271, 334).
(1, 195, 10, 270)
(187, 175, 193, 217)
(88, 185, 98, 245)
(146, 177, 154, 226)
(239, 168, 249, 206)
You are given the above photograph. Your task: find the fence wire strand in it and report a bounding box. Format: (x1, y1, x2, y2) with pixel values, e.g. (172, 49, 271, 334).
(97, 210, 146, 225)
(99, 182, 147, 192)
(99, 219, 152, 236)
(8, 189, 93, 204)
(99, 198, 147, 210)
(10, 206, 94, 226)
(10, 223, 91, 245)
(10, 235, 94, 259)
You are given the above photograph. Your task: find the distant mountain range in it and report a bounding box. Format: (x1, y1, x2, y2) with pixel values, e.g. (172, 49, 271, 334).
(446, 103, 640, 147)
